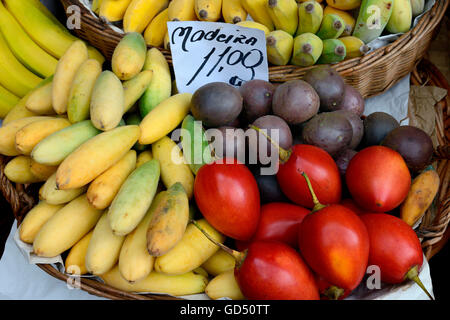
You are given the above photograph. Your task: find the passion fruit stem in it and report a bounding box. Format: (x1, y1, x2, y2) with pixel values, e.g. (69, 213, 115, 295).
(405, 265, 434, 300)
(301, 172, 327, 212)
(249, 124, 292, 162)
(190, 220, 247, 268)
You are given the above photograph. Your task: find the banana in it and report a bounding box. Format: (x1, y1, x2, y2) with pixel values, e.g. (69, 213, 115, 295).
(0, 2, 57, 78)
(99, 0, 133, 22)
(205, 270, 245, 300)
(152, 136, 195, 199)
(136, 150, 153, 168)
(31, 120, 101, 166)
(0, 33, 43, 98)
(124, 114, 147, 151)
(90, 71, 125, 131)
(139, 48, 172, 117)
(100, 266, 208, 296)
(55, 125, 140, 190)
(65, 231, 93, 275)
(92, 0, 103, 14)
(124, 0, 169, 33)
(85, 212, 125, 275)
(386, 0, 412, 34)
(0, 85, 19, 118)
(222, 0, 247, 24)
(291, 33, 324, 66)
(266, 0, 299, 36)
(108, 159, 160, 236)
(68, 59, 102, 124)
(144, 8, 169, 47)
(266, 30, 294, 66)
(352, 0, 394, 44)
(236, 21, 271, 37)
(0, 116, 51, 156)
(324, 6, 356, 36)
(195, 0, 223, 22)
(296, 1, 323, 36)
(139, 93, 192, 145)
(4, 0, 104, 63)
(411, 0, 425, 17)
(118, 192, 165, 282)
(39, 173, 88, 205)
(316, 14, 346, 39)
(154, 219, 225, 275)
(33, 194, 103, 258)
(87, 150, 137, 210)
(317, 38, 347, 64)
(147, 183, 189, 256)
(339, 36, 370, 59)
(4, 156, 42, 184)
(112, 32, 147, 81)
(29, 160, 58, 181)
(53, 41, 89, 114)
(325, 0, 361, 10)
(241, 0, 275, 31)
(202, 249, 236, 276)
(123, 71, 153, 113)
(25, 81, 55, 115)
(15, 118, 71, 155)
(19, 201, 64, 244)
(168, 0, 197, 21)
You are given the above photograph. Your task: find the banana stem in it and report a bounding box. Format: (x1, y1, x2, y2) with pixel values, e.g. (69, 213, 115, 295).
(301, 172, 326, 213)
(249, 125, 291, 163)
(405, 265, 434, 300)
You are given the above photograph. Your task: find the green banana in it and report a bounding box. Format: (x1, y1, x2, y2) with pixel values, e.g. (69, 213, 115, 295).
(291, 33, 323, 67)
(352, 0, 394, 43)
(266, 30, 294, 66)
(266, 0, 299, 36)
(317, 39, 347, 64)
(316, 14, 346, 40)
(386, 0, 412, 34)
(296, 1, 323, 36)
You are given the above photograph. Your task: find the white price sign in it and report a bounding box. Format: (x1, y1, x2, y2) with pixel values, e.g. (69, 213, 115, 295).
(167, 21, 269, 94)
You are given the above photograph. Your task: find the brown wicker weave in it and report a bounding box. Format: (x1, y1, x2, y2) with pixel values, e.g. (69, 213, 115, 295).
(0, 60, 448, 300)
(60, 0, 449, 98)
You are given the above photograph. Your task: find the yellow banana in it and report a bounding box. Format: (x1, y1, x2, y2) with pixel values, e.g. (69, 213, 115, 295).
(202, 249, 236, 276)
(29, 160, 58, 181)
(206, 270, 245, 300)
(3, 101, 39, 125)
(33, 195, 103, 258)
(65, 231, 93, 275)
(291, 33, 324, 66)
(326, 0, 361, 10)
(4, 156, 43, 184)
(266, 30, 294, 66)
(324, 6, 356, 36)
(222, 0, 247, 24)
(296, 1, 323, 35)
(25, 81, 55, 115)
(123, 70, 153, 113)
(386, 0, 412, 34)
(0, 85, 19, 118)
(195, 0, 223, 22)
(39, 173, 88, 205)
(99, 0, 133, 22)
(19, 201, 64, 244)
(124, 0, 169, 33)
(236, 21, 271, 37)
(339, 36, 370, 59)
(241, 0, 275, 31)
(168, 0, 197, 21)
(92, 0, 103, 14)
(266, 0, 299, 35)
(85, 212, 125, 275)
(144, 8, 169, 47)
(0, 33, 43, 98)
(112, 32, 147, 81)
(0, 2, 57, 78)
(136, 150, 153, 168)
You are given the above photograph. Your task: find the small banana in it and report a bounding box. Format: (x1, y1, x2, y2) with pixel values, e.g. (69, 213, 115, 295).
(168, 0, 197, 21)
(325, 0, 361, 10)
(144, 8, 169, 47)
(266, 30, 294, 66)
(195, 0, 222, 22)
(99, 0, 132, 22)
(266, 0, 299, 36)
(339, 36, 370, 59)
(317, 38, 347, 64)
(316, 14, 346, 39)
(323, 6, 356, 36)
(123, 0, 169, 33)
(222, 0, 247, 24)
(291, 33, 323, 66)
(296, 1, 323, 35)
(241, 0, 275, 31)
(386, 0, 412, 34)
(236, 21, 271, 36)
(352, 0, 394, 44)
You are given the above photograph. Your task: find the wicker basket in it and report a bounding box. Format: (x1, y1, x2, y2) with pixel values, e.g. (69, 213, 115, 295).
(60, 0, 449, 98)
(0, 60, 449, 300)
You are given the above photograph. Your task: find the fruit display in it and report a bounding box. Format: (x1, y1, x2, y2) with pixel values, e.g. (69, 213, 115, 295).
(85, 0, 425, 67)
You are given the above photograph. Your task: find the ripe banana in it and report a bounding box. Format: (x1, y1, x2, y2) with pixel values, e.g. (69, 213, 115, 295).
(411, 0, 425, 17)
(317, 38, 347, 64)
(291, 33, 324, 66)
(136, 150, 153, 168)
(144, 8, 169, 47)
(65, 231, 93, 275)
(316, 14, 346, 39)
(4, 156, 43, 184)
(139, 48, 172, 117)
(99, 0, 133, 22)
(0, 33, 43, 98)
(90, 71, 125, 131)
(0, 2, 57, 78)
(205, 270, 245, 300)
(236, 21, 271, 37)
(112, 32, 147, 81)
(124, 0, 169, 33)
(241, 0, 275, 31)
(85, 212, 125, 275)
(33, 194, 103, 258)
(53, 41, 89, 114)
(339, 36, 370, 59)
(266, 30, 294, 66)
(353, 0, 394, 43)
(168, 0, 197, 21)
(0, 85, 19, 118)
(92, 0, 103, 14)
(25, 81, 55, 115)
(386, 0, 412, 34)
(123, 70, 153, 113)
(266, 0, 299, 36)
(202, 249, 236, 276)
(39, 173, 88, 205)
(19, 200, 64, 244)
(326, 0, 361, 10)
(296, 1, 323, 36)
(324, 6, 356, 36)
(222, 0, 247, 24)
(29, 160, 58, 181)
(195, 0, 223, 22)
